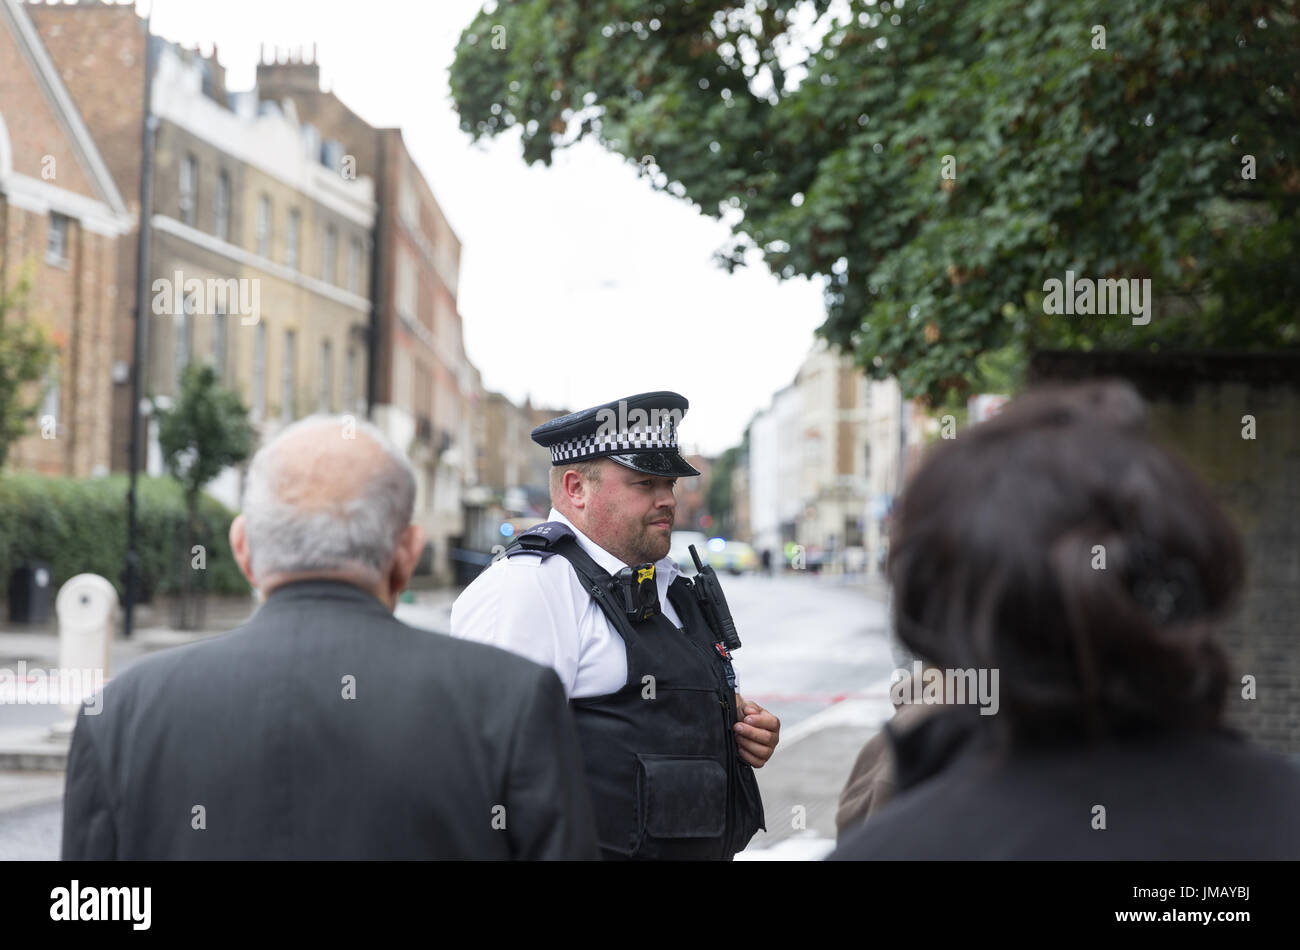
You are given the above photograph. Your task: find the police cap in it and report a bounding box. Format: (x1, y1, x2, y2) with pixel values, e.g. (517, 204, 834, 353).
(531, 391, 701, 478)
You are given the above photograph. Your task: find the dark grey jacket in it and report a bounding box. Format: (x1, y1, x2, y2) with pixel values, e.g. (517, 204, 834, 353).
(62, 580, 600, 860)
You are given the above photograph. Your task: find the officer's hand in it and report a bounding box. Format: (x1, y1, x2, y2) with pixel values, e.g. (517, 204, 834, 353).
(733, 693, 780, 768)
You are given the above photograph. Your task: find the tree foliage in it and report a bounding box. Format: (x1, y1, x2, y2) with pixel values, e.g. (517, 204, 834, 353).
(156, 363, 253, 628)
(705, 433, 747, 536)
(157, 363, 254, 516)
(0, 272, 57, 467)
(0, 472, 248, 600)
(451, 0, 1300, 402)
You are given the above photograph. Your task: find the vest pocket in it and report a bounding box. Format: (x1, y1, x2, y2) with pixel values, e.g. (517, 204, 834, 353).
(634, 754, 727, 852)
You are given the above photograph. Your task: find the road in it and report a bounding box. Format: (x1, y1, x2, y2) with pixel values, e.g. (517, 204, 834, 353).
(0, 571, 897, 860)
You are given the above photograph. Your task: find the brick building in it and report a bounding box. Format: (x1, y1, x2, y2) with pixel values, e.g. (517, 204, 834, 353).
(257, 53, 480, 582)
(25, 0, 147, 473)
(30, 6, 375, 505)
(0, 0, 130, 476)
(146, 41, 374, 505)
(478, 392, 552, 509)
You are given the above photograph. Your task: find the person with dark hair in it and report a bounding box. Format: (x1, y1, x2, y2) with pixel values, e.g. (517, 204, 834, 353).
(831, 380, 1300, 859)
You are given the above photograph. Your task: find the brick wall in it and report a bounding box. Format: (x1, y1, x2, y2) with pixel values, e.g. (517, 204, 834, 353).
(1030, 351, 1300, 756)
(1, 3, 119, 476)
(28, 1, 147, 472)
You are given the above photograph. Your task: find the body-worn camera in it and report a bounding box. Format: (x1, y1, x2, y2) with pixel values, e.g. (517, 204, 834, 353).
(613, 563, 660, 622)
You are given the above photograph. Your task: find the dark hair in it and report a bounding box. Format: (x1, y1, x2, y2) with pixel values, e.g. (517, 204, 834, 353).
(889, 380, 1244, 746)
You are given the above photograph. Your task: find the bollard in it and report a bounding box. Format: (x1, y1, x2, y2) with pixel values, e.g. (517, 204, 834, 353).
(53, 574, 118, 727)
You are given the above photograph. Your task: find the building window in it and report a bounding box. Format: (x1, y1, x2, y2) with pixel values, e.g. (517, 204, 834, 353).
(322, 224, 338, 284)
(347, 237, 362, 294)
(319, 339, 333, 412)
(212, 308, 227, 381)
(396, 248, 416, 320)
(214, 170, 230, 241)
(174, 295, 194, 392)
(281, 329, 296, 420)
(256, 194, 271, 258)
(46, 213, 70, 264)
(39, 365, 60, 425)
(344, 346, 357, 412)
(287, 209, 300, 271)
(399, 174, 419, 231)
(180, 154, 198, 226)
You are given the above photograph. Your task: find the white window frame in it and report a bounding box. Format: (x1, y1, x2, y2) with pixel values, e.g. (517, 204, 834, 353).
(45, 212, 70, 264)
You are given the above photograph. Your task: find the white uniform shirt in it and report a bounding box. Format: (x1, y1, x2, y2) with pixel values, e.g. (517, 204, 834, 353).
(449, 509, 735, 699)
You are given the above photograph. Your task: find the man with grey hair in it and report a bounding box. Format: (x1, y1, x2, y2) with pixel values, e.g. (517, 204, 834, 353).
(62, 415, 599, 860)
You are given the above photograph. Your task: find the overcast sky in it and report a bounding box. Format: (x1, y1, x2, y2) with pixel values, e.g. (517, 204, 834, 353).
(144, 0, 830, 454)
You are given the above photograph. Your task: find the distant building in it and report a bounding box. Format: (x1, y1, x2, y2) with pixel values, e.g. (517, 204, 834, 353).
(30, 8, 376, 509)
(748, 339, 927, 572)
(748, 382, 801, 561)
(26, 0, 149, 474)
(478, 393, 554, 509)
(675, 453, 714, 535)
(149, 43, 375, 506)
(729, 451, 750, 543)
(257, 53, 478, 582)
(860, 376, 907, 573)
(0, 0, 131, 476)
(793, 338, 869, 562)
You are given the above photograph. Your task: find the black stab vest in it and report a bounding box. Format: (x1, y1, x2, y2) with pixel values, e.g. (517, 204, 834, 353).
(505, 523, 766, 860)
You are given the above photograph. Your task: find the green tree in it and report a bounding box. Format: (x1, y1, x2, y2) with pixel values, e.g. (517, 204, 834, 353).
(451, 0, 1300, 403)
(156, 363, 254, 628)
(0, 272, 57, 467)
(705, 433, 748, 537)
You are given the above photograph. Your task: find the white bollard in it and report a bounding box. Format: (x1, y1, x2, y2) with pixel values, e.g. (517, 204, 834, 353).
(54, 574, 118, 725)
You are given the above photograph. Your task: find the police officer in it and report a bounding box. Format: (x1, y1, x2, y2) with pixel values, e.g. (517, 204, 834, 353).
(450, 391, 779, 860)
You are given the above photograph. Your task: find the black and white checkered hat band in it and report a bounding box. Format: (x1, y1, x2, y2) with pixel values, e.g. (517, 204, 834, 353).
(550, 426, 679, 463)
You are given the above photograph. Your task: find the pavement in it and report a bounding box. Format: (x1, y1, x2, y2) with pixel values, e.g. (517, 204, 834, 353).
(0, 571, 894, 860)
(738, 698, 891, 859)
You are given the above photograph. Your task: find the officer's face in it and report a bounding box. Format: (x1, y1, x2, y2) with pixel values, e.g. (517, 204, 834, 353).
(587, 462, 678, 565)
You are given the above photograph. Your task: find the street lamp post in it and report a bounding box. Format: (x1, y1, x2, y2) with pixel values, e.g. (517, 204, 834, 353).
(124, 20, 156, 639)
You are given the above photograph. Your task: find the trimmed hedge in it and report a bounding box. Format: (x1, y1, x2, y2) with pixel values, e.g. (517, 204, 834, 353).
(0, 473, 249, 602)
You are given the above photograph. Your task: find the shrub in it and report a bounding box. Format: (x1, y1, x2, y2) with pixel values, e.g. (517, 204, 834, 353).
(0, 473, 248, 602)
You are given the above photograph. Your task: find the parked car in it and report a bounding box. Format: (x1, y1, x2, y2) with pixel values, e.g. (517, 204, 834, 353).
(713, 540, 759, 575)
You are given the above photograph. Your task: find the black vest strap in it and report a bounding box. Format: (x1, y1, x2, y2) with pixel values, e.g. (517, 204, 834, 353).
(504, 522, 641, 650)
